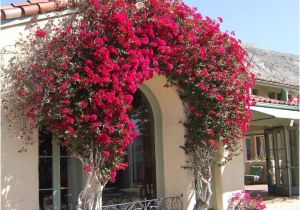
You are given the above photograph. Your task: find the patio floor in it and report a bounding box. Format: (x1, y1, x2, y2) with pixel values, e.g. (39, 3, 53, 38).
(244, 184, 300, 210)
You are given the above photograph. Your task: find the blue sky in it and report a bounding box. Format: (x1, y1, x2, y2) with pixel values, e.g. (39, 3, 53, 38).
(183, 0, 299, 55)
(2, 0, 299, 54)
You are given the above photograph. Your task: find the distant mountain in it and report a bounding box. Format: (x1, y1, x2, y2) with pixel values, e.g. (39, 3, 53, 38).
(242, 43, 299, 86)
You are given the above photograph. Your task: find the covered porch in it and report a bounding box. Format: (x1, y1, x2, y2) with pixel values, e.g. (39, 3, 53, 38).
(244, 103, 299, 197)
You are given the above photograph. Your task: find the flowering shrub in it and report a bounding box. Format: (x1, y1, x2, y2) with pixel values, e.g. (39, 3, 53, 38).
(228, 191, 266, 210)
(4, 0, 254, 185)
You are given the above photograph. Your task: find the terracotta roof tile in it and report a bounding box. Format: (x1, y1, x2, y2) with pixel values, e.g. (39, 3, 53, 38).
(2, 7, 23, 19)
(251, 95, 299, 106)
(11, 2, 31, 7)
(256, 77, 299, 88)
(37, 2, 57, 13)
(21, 4, 39, 16)
(28, 0, 50, 4)
(1, 0, 71, 20)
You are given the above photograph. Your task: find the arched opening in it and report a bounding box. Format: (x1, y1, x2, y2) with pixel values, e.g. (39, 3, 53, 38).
(103, 89, 157, 204)
(38, 87, 163, 208)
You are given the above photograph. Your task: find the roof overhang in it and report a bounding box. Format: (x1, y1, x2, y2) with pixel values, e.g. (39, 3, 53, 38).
(250, 106, 300, 127)
(251, 106, 300, 120)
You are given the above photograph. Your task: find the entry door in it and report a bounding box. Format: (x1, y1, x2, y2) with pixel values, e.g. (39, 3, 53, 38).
(288, 128, 299, 195)
(265, 128, 291, 196)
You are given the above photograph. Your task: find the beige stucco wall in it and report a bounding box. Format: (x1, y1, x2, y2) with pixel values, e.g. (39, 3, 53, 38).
(1, 112, 39, 210)
(141, 75, 245, 210)
(141, 75, 196, 210)
(214, 151, 245, 210)
(1, 16, 44, 210)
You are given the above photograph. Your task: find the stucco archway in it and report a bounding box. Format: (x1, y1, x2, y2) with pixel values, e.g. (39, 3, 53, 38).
(140, 75, 195, 209)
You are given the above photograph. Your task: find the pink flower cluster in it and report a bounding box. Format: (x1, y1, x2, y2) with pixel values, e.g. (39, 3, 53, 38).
(228, 191, 266, 210)
(13, 0, 254, 182)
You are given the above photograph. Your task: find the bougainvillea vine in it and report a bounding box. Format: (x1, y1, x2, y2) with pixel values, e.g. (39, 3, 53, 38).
(3, 0, 255, 209)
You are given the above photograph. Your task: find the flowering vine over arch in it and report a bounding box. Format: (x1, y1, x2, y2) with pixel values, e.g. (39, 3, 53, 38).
(4, 0, 255, 209)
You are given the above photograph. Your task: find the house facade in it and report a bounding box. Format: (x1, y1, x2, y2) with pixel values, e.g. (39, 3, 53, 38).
(1, 2, 244, 210)
(0, 2, 299, 210)
(243, 44, 299, 197)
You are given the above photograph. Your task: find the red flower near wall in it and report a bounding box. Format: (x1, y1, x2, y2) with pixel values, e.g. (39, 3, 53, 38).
(5, 0, 255, 185)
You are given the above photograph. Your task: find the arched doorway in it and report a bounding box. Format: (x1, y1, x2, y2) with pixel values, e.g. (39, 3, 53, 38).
(103, 89, 157, 205)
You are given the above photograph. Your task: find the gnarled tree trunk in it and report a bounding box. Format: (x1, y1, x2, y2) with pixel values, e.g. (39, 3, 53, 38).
(75, 144, 107, 210)
(77, 171, 107, 210)
(193, 147, 214, 210)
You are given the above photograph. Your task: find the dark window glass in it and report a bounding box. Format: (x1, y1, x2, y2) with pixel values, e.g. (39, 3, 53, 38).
(39, 190, 53, 210)
(39, 128, 82, 210)
(246, 138, 252, 160)
(60, 146, 69, 156)
(61, 189, 70, 210)
(61, 157, 69, 188)
(39, 158, 53, 189)
(252, 89, 258, 95)
(277, 93, 282, 100)
(39, 130, 52, 156)
(39, 129, 53, 210)
(268, 92, 275, 99)
(289, 130, 299, 187)
(256, 136, 265, 159)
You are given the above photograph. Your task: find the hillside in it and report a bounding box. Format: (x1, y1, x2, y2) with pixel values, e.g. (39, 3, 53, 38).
(243, 43, 299, 86)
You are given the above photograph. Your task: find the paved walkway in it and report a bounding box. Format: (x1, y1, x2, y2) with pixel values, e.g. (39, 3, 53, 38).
(244, 184, 300, 210)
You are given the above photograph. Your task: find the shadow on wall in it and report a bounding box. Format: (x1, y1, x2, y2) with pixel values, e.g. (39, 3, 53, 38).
(217, 153, 245, 210)
(1, 109, 39, 210)
(2, 174, 20, 210)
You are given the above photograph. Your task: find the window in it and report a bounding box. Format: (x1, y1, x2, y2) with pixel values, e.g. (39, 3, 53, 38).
(39, 129, 82, 210)
(252, 89, 258, 95)
(268, 92, 275, 99)
(39, 89, 157, 207)
(255, 136, 266, 159)
(245, 136, 265, 160)
(246, 137, 252, 160)
(277, 93, 282, 100)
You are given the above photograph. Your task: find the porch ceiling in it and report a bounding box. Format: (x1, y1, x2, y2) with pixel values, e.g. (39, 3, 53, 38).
(250, 106, 300, 127)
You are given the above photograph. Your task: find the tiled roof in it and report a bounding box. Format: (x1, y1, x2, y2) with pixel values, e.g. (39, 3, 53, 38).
(256, 77, 299, 88)
(0, 0, 71, 20)
(251, 95, 299, 106)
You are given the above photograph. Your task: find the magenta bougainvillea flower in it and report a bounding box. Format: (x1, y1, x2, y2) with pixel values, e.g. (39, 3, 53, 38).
(7, 0, 255, 182)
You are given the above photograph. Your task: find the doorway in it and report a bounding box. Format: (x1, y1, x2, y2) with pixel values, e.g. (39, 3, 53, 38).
(103, 89, 157, 204)
(265, 127, 299, 196)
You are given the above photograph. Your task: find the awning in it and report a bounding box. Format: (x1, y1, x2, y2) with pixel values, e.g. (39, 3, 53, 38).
(251, 106, 300, 120)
